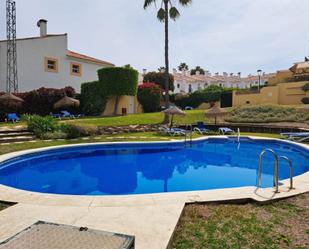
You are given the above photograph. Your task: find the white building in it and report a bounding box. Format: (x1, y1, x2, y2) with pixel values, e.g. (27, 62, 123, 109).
(0, 19, 114, 93)
(171, 69, 274, 94)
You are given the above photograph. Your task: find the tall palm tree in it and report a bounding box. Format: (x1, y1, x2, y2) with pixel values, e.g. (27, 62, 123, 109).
(144, 0, 192, 123)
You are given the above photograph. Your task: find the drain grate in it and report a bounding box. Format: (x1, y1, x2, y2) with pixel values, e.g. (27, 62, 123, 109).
(0, 221, 134, 249)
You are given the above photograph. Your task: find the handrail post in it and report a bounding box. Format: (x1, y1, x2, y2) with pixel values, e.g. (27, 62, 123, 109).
(258, 149, 279, 193)
(279, 156, 294, 190)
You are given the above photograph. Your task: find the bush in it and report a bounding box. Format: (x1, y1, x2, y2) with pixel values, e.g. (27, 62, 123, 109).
(226, 105, 309, 123)
(173, 85, 227, 109)
(40, 131, 67, 140)
(137, 83, 162, 113)
(302, 97, 309, 104)
(143, 71, 175, 91)
(23, 114, 56, 138)
(19, 87, 76, 116)
(59, 124, 97, 139)
(80, 81, 107, 116)
(302, 83, 309, 92)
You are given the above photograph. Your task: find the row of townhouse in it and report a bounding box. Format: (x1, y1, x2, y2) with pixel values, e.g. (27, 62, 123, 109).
(171, 69, 276, 94)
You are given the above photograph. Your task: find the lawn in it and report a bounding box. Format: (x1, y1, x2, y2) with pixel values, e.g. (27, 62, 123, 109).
(169, 193, 309, 249)
(64, 110, 211, 127)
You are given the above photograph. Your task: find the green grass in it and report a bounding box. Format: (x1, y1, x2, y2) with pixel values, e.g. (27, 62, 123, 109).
(169, 193, 309, 249)
(64, 110, 211, 127)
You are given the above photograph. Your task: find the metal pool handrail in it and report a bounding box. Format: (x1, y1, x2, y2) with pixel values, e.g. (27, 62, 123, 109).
(258, 149, 279, 193)
(278, 156, 294, 190)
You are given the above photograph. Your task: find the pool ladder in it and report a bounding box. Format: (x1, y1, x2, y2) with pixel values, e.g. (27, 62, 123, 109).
(258, 149, 294, 193)
(184, 124, 193, 148)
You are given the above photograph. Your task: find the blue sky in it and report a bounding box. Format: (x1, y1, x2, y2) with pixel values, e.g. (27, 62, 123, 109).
(1, 0, 309, 75)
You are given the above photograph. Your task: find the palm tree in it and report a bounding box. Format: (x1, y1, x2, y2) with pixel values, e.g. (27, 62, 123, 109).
(144, 0, 192, 123)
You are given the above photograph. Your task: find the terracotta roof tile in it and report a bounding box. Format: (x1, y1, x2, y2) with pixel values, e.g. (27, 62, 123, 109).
(67, 50, 114, 66)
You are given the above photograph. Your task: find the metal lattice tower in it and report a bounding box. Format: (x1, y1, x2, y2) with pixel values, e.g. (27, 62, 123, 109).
(6, 0, 18, 93)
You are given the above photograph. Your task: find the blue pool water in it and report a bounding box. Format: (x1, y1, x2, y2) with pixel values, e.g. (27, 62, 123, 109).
(0, 138, 308, 196)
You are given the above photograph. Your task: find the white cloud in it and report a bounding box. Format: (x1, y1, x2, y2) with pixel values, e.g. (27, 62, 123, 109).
(0, 0, 309, 75)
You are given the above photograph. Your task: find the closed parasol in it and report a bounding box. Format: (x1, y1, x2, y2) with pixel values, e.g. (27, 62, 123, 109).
(53, 96, 80, 109)
(163, 106, 186, 128)
(205, 106, 228, 125)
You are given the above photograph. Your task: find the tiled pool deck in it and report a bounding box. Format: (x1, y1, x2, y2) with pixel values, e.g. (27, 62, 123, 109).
(0, 136, 308, 249)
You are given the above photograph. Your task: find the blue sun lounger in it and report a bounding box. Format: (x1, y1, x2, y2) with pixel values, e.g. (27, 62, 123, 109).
(219, 127, 235, 135)
(194, 122, 212, 134)
(159, 127, 189, 136)
(7, 113, 20, 123)
(280, 132, 309, 142)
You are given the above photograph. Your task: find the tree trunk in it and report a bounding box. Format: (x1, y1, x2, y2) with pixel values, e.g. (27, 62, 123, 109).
(163, 0, 170, 124)
(113, 96, 120, 116)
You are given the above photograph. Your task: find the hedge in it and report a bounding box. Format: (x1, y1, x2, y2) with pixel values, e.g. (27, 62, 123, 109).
(80, 81, 107, 116)
(98, 67, 138, 96)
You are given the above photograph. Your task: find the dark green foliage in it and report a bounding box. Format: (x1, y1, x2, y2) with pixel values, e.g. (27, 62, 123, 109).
(98, 67, 138, 97)
(173, 85, 227, 108)
(143, 71, 175, 91)
(302, 83, 309, 92)
(178, 62, 189, 71)
(80, 81, 107, 116)
(23, 114, 56, 138)
(302, 97, 309, 104)
(137, 83, 162, 113)
(190, 66, 205, 75)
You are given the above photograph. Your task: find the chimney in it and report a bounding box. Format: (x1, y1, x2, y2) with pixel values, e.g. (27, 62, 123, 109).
(215, 72, 219, 76)
(142, 69, 147, 75)
(238, 72, 241, 78)
(173, 68, 177, 74)
(182, 69, 187, 76)
(223, 72, 228, 77)
(37, 19, 48, 37)
(230, 73, 234, 77)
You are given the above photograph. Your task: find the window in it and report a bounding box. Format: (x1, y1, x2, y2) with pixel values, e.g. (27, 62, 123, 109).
(189, 84, 192, 93)
(71, 62, 82, 76)
(44, 57, 58, 73)
(177, 84, 180, 89)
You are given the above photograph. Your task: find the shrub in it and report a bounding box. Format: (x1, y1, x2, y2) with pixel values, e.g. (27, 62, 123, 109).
(173, 85, 227, 109)
(226, 105, 309, 123)
(302, 83, 309, 92)
(23, 114, 56, 137)
(143, 71, 174, 91)
(20, 87, 76, 116)
(302, 97, 309, 104)
(137, 83, 162, 113)
(98, 67, 139, 114)
(80, 81, 107, 116)
(40, 131, 67, 140)
(59, 124, 98, 139)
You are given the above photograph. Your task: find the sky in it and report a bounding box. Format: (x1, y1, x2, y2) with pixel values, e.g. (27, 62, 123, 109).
(0, 0, 309, 75)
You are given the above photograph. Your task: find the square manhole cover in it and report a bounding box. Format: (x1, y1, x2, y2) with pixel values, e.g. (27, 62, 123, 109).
(0, 221, 134, 249)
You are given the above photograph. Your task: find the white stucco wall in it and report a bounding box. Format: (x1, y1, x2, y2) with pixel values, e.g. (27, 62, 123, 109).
(0, 35, 111, 93)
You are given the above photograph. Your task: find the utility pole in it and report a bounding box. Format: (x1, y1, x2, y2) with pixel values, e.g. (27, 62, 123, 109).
(6, 0, 18, 93)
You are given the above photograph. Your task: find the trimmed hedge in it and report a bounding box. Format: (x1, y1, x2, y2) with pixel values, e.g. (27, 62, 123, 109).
(80, 81, 107, 116)
(98, 67, 138, 96)
(143, 72, 175, 91)
(137, 83, 162, 113)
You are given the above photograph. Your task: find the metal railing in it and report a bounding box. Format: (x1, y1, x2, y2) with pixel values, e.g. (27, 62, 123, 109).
(258, 149, 279, 193)
(184, 125, 193, 148)
(279, 156, 294, 190)
(258, 149, 294, 193)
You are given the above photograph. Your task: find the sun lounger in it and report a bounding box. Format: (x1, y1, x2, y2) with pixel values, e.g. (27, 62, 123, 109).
(280, 132, 309, 142)
(7, 113, 20, 123)
(159, 127, 189, 136)
(194, 122, 212, 134)
(219, 127, 235, 135)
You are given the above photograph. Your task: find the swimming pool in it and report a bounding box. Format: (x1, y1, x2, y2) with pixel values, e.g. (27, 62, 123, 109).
(0, 138, 308, 196)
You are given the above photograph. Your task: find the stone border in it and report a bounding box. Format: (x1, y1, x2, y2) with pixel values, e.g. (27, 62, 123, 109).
(0, 136, 308, 207)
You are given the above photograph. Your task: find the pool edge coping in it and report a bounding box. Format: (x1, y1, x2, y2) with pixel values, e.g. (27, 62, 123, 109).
(0, 135, 308, 207)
